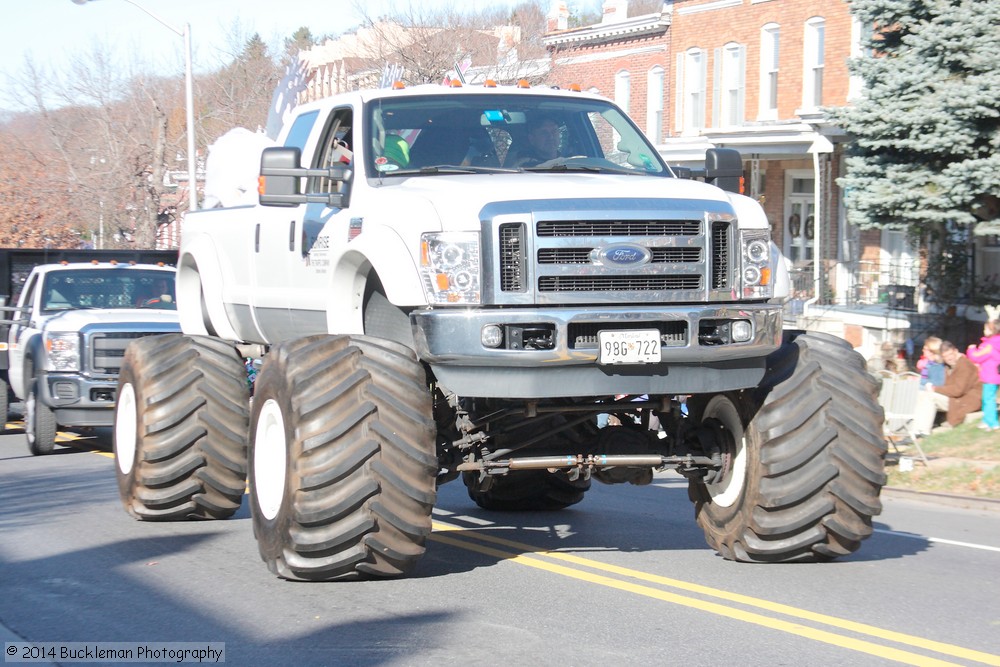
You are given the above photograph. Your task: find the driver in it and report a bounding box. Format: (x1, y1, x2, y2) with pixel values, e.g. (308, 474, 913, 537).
(513, 115, 561, 166)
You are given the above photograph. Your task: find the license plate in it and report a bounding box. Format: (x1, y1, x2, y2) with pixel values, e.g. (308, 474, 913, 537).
(598, 329, 661, 365)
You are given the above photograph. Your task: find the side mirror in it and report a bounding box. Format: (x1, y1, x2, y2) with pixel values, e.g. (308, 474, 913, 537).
(705, 148, 743, 194)
(259, 147, 304, 208)
(258, 146, 352, 209)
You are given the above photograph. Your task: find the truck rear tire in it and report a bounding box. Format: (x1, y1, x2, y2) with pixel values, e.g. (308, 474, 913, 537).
(688, 331, 886, 562)
(114, 334, 249, 520)
(249, 335, 437, 581)
(26, 377, 57, 455)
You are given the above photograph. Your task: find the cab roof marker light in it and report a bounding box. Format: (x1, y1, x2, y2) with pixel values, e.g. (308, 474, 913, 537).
(483, 79, 497, 88)
(517, 79, 530, 88)
(391, 81, 406, 89)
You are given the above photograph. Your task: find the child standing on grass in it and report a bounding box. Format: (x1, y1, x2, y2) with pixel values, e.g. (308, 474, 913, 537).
(966, 315, 1000, 431)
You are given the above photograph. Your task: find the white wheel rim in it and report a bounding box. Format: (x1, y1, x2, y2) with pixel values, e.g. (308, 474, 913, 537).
(702, 396, 747, 508)
(115, 382, 138, 475)
(254, 398, 287, 521)
(25, 390, 35, 444)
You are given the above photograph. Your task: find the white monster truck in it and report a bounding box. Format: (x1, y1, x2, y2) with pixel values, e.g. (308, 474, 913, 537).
(113, 82, 886, 579)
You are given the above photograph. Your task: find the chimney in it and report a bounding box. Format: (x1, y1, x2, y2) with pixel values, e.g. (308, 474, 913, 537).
(602, 0, 629, 24)
(547, 0, 569, 32)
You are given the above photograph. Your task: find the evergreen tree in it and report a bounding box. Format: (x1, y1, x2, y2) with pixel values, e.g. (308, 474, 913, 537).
(831, 0, 1000, 233)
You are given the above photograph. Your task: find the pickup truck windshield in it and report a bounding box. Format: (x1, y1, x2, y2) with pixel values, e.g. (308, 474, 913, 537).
(41, 270, 176, 312)
(367, 94, 669, 176)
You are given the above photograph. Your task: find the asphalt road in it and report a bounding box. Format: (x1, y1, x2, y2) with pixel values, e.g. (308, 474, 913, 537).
(2, 429, 999, 667)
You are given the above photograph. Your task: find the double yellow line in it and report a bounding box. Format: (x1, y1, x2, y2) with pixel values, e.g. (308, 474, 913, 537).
(430, 521, 1000, 667)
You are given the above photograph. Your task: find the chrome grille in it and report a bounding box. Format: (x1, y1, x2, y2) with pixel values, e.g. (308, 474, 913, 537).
(89, 332, 158, 374)
(539, 275, 702, 292)
(537, 220, 700, 237)
(499, 223, 526, 292)
(493, 210, 733, 304)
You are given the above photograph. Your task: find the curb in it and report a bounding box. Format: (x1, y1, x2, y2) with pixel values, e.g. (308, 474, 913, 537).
(882, 486, 1000, 512)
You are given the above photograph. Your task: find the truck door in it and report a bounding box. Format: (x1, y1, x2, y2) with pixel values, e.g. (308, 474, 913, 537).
(7, 272, 41, 398)
(251, 107, 354, 342)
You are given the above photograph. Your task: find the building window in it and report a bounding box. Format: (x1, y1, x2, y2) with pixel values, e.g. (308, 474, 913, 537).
(615, 70, 631, 114)
(714, 42, 745, 127)
(803, 17, 825, 109)
(675, 48, 707, 132)
(646, 66, 664, 143)
(849, 16, 872, 100)
(759, 23, 779, 120)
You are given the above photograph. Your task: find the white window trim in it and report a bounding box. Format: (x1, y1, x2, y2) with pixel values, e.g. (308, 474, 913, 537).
(714, 42, 745, 128)
(646, 65, 665, 144)
(801, 17, 825, 111)
(758, 23, 779, 121)
(615, 69, 631, 114)
(676, 48, 707, 134)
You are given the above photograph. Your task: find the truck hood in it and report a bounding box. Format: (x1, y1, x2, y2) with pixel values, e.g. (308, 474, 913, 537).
(368, 172, 735, 231)
(41, 308, 180, 333)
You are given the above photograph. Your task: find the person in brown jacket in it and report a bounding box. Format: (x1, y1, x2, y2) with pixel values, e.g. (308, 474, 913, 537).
(920, 340, 983, 430)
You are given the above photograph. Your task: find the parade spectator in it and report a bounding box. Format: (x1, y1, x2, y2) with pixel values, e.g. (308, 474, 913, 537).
(966, 317, 1000, 431)
(913, 340, 983, 434)
(917, 336, 946, 388)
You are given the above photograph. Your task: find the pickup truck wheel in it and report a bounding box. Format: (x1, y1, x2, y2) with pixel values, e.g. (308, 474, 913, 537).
(114, 334, 249, 521)
(0, 373, 10, 433)
(26, 377, 57, 455)
(688, 331, 886, 562)
(249, 334, 437, 581)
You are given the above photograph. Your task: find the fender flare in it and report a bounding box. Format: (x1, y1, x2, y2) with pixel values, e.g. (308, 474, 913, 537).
(177, 237, 240, 341)
(325, 227, 426, 334)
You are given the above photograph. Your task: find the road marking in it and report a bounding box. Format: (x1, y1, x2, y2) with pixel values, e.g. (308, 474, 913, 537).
(431, 521, 1000, 667)
(874, 528, 1000, 553)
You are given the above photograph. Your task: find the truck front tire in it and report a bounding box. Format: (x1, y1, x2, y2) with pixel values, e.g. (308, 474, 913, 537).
(26, 377, 57, 455)
(249, 334, 437, 581)
(688, 331, 886, 562)
(114, 334, 249, 520)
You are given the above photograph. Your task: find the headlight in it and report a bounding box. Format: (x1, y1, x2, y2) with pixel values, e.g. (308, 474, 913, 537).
(419, 232, 481, 304)
(45, 332, 80, 371)
(740, 230, 773, 299)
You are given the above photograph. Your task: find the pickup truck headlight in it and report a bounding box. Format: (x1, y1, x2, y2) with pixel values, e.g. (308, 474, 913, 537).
(45, 332, 81, 372)
(419, 232, 481, 304)
(740, 230, 773, 300)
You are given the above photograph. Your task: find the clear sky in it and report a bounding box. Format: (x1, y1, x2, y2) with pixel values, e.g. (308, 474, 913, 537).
(0, 0, 541, 111)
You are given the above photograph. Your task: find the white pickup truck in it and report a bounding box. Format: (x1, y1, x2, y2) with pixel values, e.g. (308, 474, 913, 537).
(113, 82, 886, 580)
(1, 259, 179, 454)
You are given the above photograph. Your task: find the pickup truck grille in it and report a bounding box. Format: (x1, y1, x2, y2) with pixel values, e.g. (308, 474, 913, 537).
(88, 332, 160, 374)
(494, 215, 732, 304)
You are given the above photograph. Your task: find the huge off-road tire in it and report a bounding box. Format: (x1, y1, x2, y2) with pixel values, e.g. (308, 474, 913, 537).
(249, 335, 437, 581)
(26, 376, 57, 456)
(463, 415, 594, 511)
(688, 330, 886, 562)
(114, 334, 249, 520)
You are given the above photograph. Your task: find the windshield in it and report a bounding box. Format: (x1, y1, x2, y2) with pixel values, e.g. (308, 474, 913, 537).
(367, 93, 669, 177)
(41, 269, 176, 312)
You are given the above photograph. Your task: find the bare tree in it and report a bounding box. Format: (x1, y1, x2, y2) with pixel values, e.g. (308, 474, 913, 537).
(349, 0, 551, 87)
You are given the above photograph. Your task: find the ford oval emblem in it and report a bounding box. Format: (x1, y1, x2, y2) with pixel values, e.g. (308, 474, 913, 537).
(596, 244, 651, 267)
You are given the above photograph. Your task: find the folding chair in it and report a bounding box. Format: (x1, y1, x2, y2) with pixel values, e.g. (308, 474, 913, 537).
(879, 372, 930, 466)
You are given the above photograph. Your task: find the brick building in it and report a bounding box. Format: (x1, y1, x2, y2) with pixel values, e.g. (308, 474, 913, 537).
(544, 0, 928, 355)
